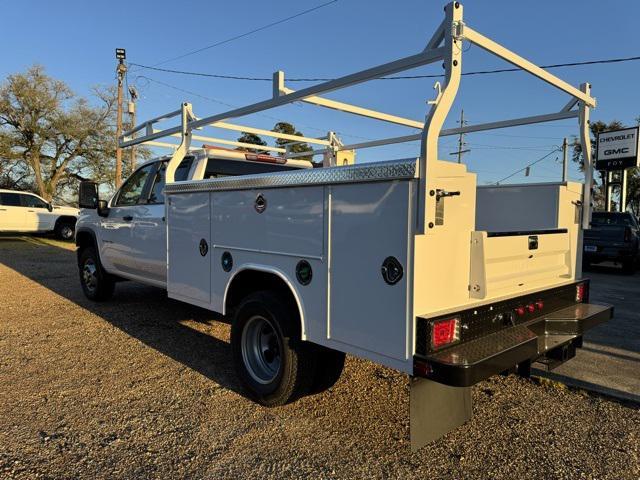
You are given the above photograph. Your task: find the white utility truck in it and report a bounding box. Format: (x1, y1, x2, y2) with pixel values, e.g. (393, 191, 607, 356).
(77, 2, 612, 450)
(0, 189, 78, 240)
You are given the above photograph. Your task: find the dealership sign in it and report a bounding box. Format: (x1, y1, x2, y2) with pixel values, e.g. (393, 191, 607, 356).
(595, 127, 639, 171)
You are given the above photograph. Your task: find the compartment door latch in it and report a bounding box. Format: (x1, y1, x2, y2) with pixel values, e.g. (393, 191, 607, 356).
(432, 189, 461, 226)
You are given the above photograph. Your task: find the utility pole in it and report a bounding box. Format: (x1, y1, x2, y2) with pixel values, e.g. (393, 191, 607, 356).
(115, 48, 127, 188)
(128, 86, 138, 175)
(561, 137, 568, 182)
(449, 109, 470, 163)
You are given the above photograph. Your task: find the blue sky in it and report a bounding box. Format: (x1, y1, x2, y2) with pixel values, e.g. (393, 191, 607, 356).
(2, 0, 639, 184)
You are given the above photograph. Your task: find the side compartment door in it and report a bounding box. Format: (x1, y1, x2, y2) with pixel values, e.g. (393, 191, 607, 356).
(0, 192, 25, 231)
(100, 163, 155, 276)
(328, 181, 412, 362)
(167, 191, 211, 305)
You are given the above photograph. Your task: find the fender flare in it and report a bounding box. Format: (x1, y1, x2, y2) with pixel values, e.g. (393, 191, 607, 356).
(223, 263, 307, 339)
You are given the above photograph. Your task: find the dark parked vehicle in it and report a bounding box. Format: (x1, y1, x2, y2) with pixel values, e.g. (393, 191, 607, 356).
(583, 212, 640, 273)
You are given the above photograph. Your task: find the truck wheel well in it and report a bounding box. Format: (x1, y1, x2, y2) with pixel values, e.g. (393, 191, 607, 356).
(75, 230, 95, 249)
(55, 216, 77, 227)
(225, 269, 302, 336)
(75, 230, 98, 265)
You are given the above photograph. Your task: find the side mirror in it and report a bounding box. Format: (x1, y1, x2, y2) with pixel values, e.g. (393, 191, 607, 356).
(79, 181, 99, 209)
(97, 200, 110, 218)
(47, 203, 53, 212)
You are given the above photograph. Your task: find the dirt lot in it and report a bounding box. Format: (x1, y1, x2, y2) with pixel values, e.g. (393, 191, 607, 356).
(1, 236, 639, 479)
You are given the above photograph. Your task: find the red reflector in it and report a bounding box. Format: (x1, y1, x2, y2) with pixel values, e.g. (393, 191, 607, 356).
(527, 303, 536, 313)
(536, 300, 544, 310)
(431, 317, 460, 349)
(515, 306, 526, 316)
(576, 283, 587, 302)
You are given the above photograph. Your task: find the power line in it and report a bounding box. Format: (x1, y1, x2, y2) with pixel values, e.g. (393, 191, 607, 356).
(495, 148, 560, 184)
(148, 0, 338, 67)
(130, 54, 640, 82)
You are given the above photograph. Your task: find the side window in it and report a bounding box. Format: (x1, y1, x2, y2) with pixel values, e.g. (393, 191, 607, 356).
(21, 194, 48, 209)
(147, 158, 192, 205)
(0, 193, 22, 206)
(174, 158, 193, 182)
(115, 164, 154, 207)
(148, 163, 167, 205)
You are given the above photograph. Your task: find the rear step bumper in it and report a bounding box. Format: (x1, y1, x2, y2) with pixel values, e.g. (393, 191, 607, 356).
(415, 303, 612, 387)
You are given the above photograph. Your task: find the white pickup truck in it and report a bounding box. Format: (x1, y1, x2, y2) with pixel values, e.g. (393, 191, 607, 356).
(0, 189, 78, 240)
(76, 2, 612, 449)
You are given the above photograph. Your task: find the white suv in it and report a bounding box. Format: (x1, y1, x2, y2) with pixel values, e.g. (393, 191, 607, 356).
(0, 189, 79, 240)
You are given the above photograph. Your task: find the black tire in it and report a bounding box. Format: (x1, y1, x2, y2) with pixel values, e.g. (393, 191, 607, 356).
(309, 346, 345, 395)
(55, 221, 75, 241)
(231, 290, 316, 406)
(78, 246, 115, 301)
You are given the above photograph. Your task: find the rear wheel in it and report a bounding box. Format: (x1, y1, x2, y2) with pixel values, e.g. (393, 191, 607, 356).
(231, 291, 316, 406)
(55, 221, 75, 241)
(78, 246, 115, 301)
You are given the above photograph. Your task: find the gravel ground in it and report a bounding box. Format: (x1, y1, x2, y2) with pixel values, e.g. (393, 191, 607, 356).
(0, 235, 639, 479)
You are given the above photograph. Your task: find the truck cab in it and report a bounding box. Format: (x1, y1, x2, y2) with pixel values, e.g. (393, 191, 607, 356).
(75, 147, 311, 287)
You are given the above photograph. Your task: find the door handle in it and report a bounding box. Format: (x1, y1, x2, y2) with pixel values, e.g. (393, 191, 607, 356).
(28, 210, 35, 212)
(0, 208, 6, 211)
(123, 215, 133, 221)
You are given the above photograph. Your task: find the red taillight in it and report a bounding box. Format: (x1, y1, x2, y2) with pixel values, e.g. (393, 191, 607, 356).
(527, 303, 536, 313)
(576, 283, 587, 303)
(431, 317, 460, 349)
(536, 300, 544, 311)
(515, 306, 526, 316)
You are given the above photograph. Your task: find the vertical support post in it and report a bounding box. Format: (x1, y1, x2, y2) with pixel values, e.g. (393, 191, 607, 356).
(457, 109, 465, 164)
(129, 100, 137, 175)
(273, 71, 285, 99)
(621, 169, 628, 212)
(562, 137, 568, 182)
(605, 171, 613, 212)
(115, 61, 127, 188)
(579, 83, 592, 230)
(418, 1, 463, 234)
(166, 102, 193, 184)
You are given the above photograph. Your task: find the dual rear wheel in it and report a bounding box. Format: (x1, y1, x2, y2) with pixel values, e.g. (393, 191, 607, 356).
(231, 291, 345, 406)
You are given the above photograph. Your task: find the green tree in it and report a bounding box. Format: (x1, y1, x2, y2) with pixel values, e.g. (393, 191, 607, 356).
(0, 65, 117, 202)
(272, 122, 312, 161)
(236, 132, 268, 154)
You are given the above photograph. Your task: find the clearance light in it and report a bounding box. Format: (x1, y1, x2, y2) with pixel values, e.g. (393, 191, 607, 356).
(527, 303, 536, 313)
(536, 300, 544, 311)
(576, 283, 587, 303)
(431, 317, 460, 349)
(515, 306, 526, 316)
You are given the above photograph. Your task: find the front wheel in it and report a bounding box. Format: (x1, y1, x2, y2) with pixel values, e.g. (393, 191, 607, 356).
(78, 247, 115, 301)
(55, 221, 75, 241)
(231, 291, 316, 406)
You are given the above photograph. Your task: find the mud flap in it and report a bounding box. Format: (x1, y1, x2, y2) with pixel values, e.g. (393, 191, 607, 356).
(410, 377, 472, 451)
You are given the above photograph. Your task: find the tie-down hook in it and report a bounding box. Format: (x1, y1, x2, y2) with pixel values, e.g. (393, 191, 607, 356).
(427, 81, 442, 106)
